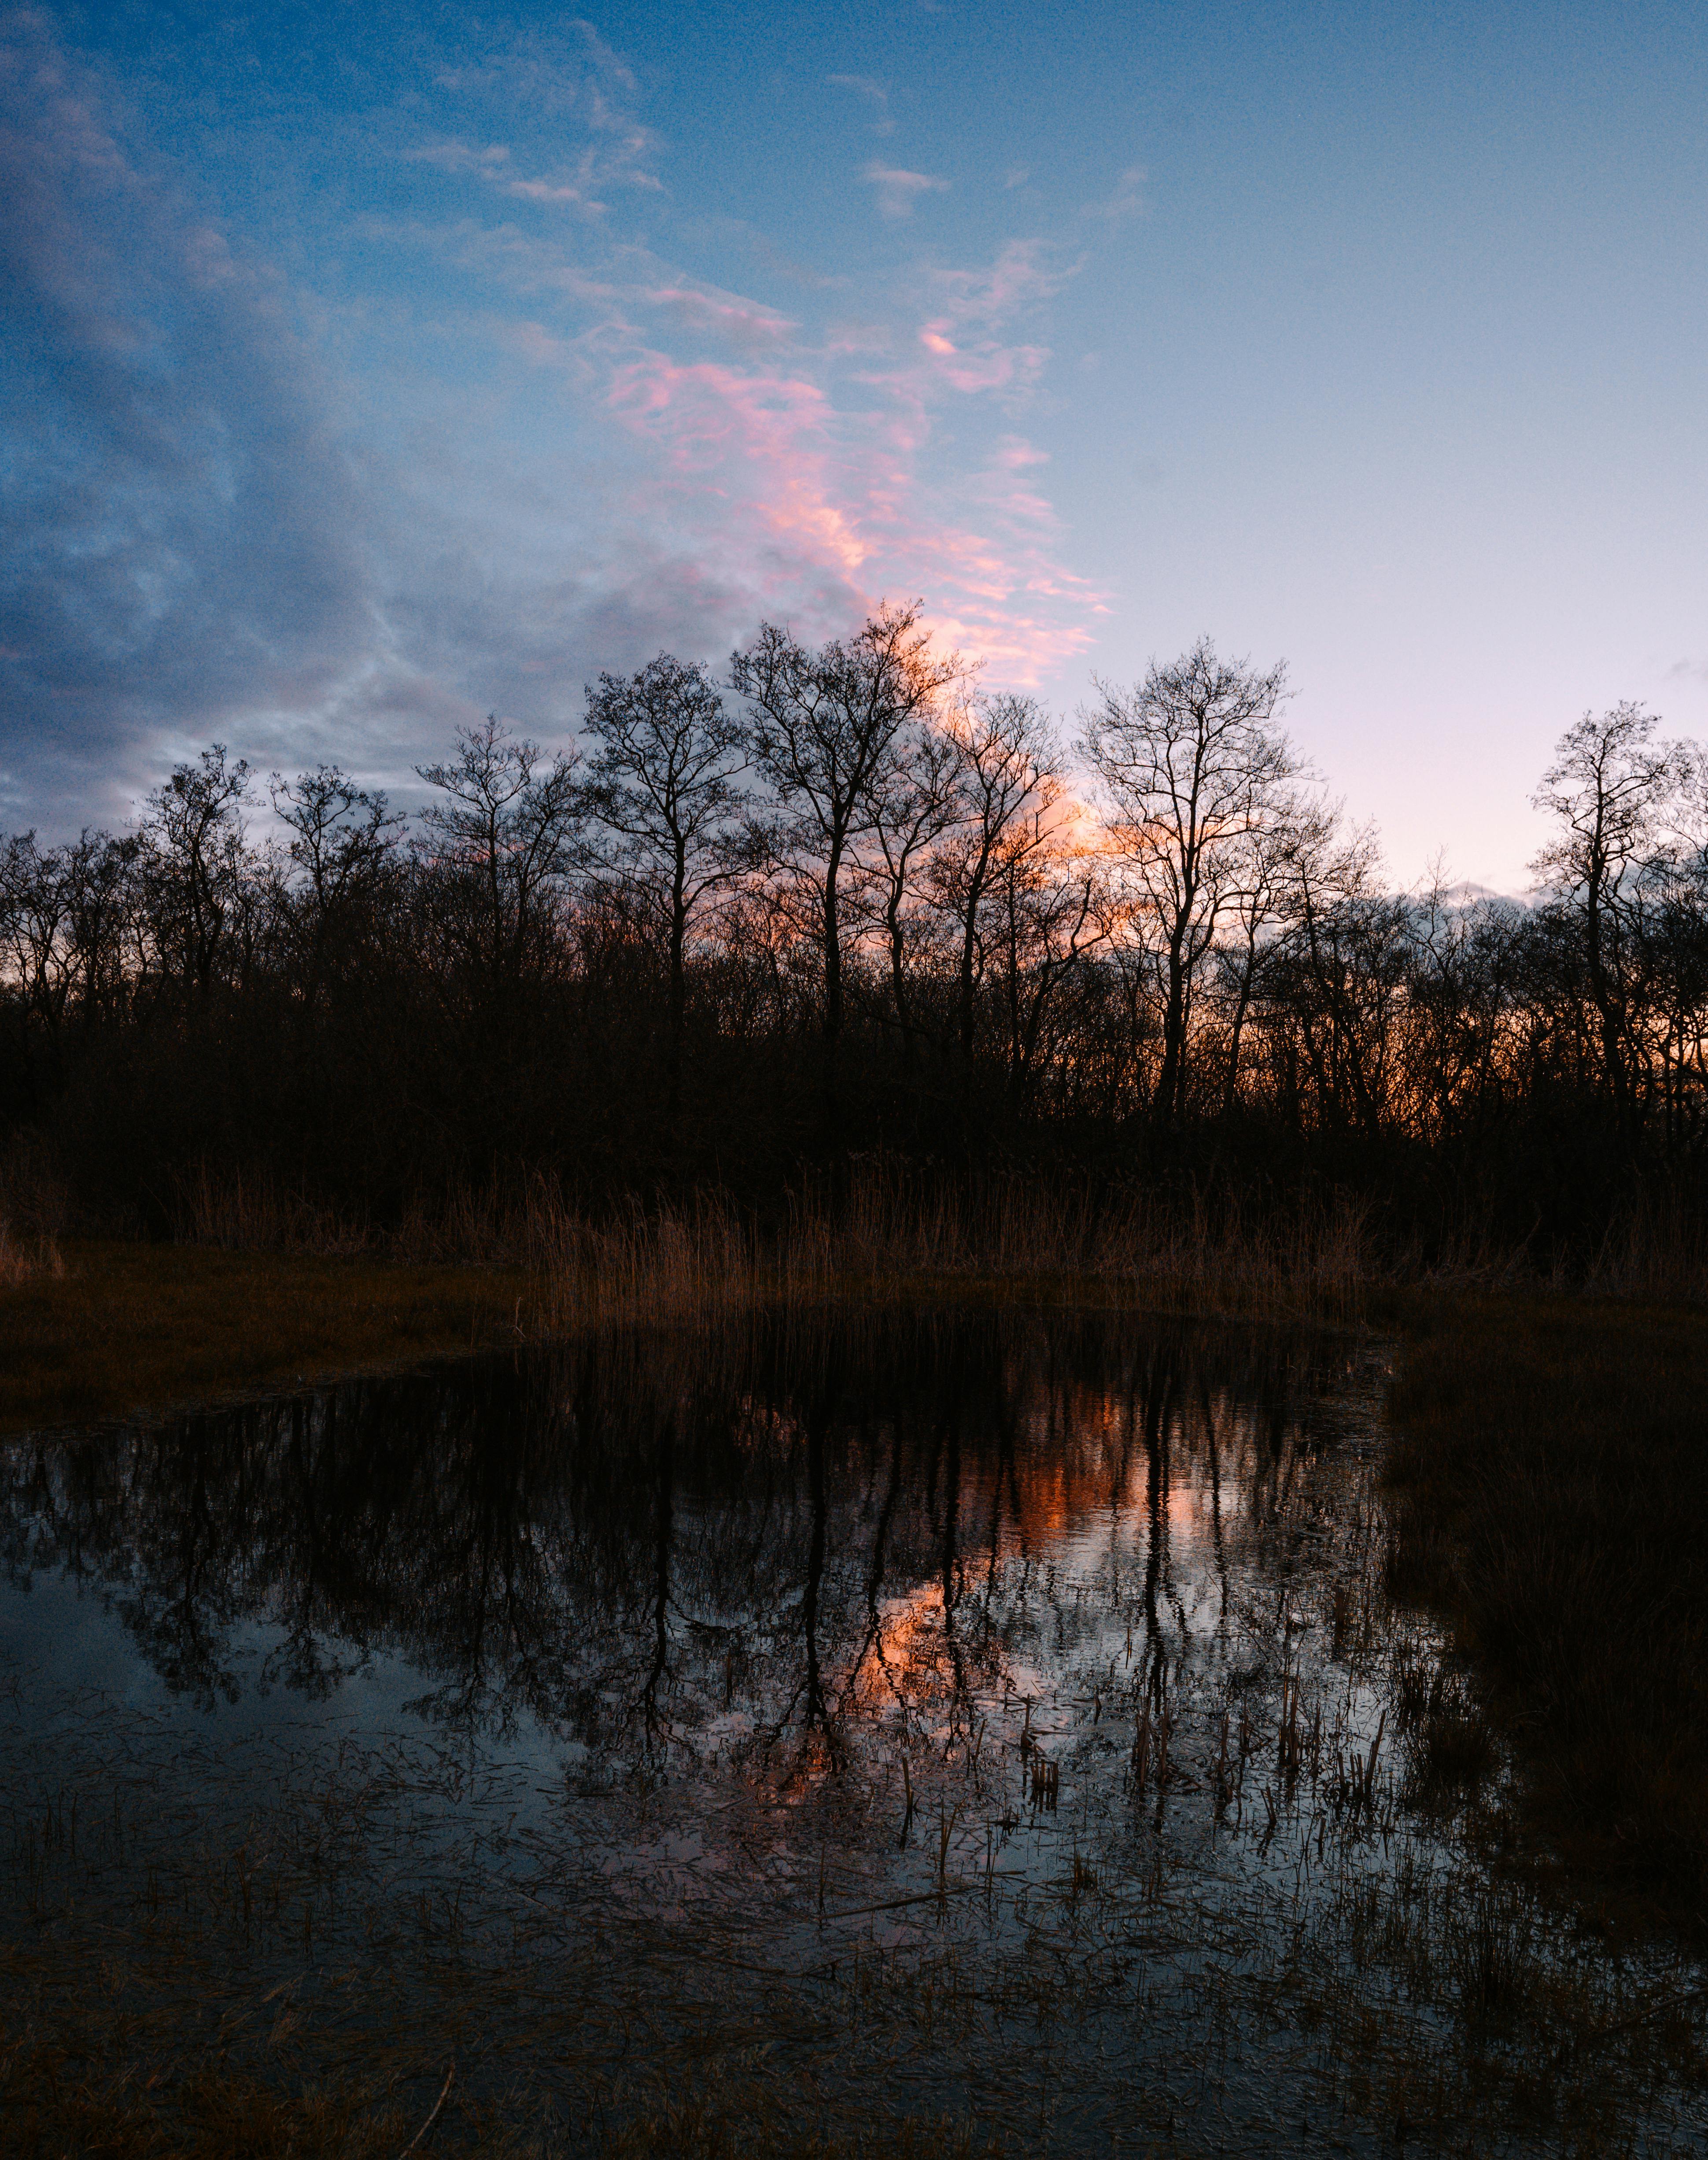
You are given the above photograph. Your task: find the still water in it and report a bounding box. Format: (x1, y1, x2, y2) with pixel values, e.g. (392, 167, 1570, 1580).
(2, 1308, 1702, 2154)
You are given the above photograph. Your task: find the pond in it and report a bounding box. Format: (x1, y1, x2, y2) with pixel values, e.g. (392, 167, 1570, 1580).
(2, 1306, 1703, 2155)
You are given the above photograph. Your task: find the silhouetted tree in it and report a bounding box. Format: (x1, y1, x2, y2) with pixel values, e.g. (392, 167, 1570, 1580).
(732, 603, 961, 1130)
(137, 744, 255, 998)
(852, 716, 963, 1071)
(928, 693, 1064, 1087)
(269, 765, 402, 1009)
(1082, 643, 1296, 1127)
(581, 654, 748, 1123)
(1531, 703, 1693, 1136)
(416, 717, 581, 1000)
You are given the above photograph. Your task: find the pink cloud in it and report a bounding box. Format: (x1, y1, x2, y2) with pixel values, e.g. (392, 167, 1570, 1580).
(369, 192, 1102, 685)
(587, 267, 1103, 682)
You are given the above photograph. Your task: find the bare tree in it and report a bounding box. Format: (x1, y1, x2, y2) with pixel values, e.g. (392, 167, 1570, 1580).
(1215, 788, 1339, 1119)
(1080, 641, 1296, 1127)
(852, 719, 964, 1059)
(985, 801, 1111, 1114)
(0, 834, 73, 1100)
(1531, 702, 1693, 1133)
(732, 602, 961, 1123)
(927, 693, 1063, 1078)
(137, 745, 255, 997)
(58, 829, 138, 1026)
(1269, 820, 1403, 1137)
(270, 766, 402, 1009)
(581, 655, 748, 1121)
(416, 718, 581, 995)
(273, 767, 400, 914)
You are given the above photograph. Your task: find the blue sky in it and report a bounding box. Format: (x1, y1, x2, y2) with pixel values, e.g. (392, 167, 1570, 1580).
(4, 0, 1705, 884)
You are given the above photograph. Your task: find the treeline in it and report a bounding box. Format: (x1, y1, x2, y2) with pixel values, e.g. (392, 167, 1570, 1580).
(4, 603, 1708, 1257)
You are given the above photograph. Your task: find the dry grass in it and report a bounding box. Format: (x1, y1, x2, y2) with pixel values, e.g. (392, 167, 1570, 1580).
(0, 2023, 1010, 2160)
(173, 1159, 1380, 1323)
(0, 1141, 66, 1286)
(0, 1240, 532, 1436)
(0, 1218, 62, 1287)
(0, 1166, 1381, 1435)
(0, 2039, 421, 2160)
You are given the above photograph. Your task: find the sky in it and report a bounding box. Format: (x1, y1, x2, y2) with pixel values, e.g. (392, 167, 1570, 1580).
(3, 0, 1706, 887)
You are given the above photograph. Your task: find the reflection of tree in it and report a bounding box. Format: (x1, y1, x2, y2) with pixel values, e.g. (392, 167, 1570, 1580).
(640, 1415, 675, 1746)
(0, 1312, 1361, 1783)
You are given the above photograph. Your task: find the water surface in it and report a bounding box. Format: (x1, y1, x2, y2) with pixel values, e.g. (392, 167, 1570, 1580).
(2, 1307, 1701, 2154)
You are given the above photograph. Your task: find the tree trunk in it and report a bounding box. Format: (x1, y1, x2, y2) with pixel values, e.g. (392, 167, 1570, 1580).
(821, 830, 845, 1135)
(667, 844, 688, 1126)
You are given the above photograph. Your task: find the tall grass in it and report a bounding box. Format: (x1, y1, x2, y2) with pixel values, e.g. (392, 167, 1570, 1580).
(1578, 1187, 1708, 1302)
(167, 1159, 1378, 1329)
(0, 1142, 65, 1285)
(535, 1176, 1383, 1332)
(0, 1219, 62, 1287)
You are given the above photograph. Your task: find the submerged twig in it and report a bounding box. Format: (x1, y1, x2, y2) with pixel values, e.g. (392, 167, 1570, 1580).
(397, 2059, 455, 2157)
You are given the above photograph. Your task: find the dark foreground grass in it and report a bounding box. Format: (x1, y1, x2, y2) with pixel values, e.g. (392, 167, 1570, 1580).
(0, 2030, 1002, 2160)
(0, 1240, 531, 1436)
(1383, 1291, 1708, 1923)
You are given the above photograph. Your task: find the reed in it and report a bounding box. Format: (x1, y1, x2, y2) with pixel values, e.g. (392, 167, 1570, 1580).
(172, 1159, 373, 1255)
(159, 1154, 1385, 1336)
(0, 1218, 62, 1287)
(0, 1140, 67, 1285)
(103, 1146, 1708, 1323)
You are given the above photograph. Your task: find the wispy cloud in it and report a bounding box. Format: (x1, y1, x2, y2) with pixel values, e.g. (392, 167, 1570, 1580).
(0, 9, 1104, 827)
(418, 23, 662, 202)
(1088, 163, 1147, 221)
(863, 162, 949, 221)
(436, 195, 1102, 692)
(432, 20, 639, 111)
(0, 9, 374, 816)
(402, 130, 659, 216)
(828, 74, 895, 135)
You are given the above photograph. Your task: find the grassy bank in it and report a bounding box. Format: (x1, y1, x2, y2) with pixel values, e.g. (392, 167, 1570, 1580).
(1384, 1292, 1708, 1924)
(0, 1240, 532, 1436)
(0, 1176, 1377, 1436)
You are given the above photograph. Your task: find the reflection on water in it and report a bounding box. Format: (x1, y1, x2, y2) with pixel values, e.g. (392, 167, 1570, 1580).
(2, 1309, 1702, 2155)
